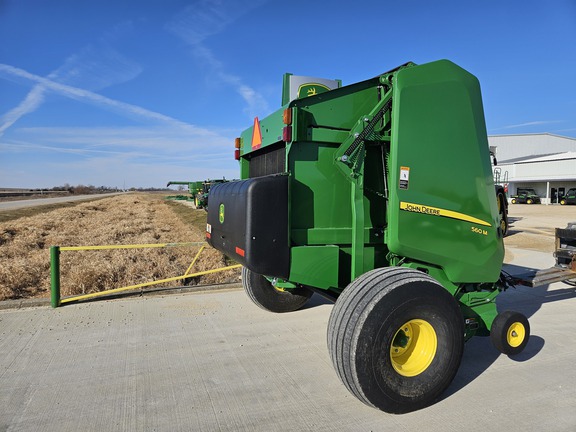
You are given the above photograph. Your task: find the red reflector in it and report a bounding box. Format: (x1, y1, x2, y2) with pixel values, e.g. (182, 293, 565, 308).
(282, 126, 292, 142)
(235, 246, 245, 257)
(234, 149, 240, 160)
(206, 232, 211, 239)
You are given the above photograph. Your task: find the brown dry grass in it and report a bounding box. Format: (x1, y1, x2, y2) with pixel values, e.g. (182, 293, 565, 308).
(0, 193, 240, 301)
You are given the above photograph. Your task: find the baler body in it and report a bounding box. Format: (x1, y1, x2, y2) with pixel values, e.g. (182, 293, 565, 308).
(205, 60, 527, 413)
(207, 60, 504, 298)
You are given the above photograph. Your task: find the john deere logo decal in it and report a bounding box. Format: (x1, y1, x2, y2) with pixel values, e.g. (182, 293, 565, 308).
(219, 203, 225, 224)
(297, 83, 330, 99)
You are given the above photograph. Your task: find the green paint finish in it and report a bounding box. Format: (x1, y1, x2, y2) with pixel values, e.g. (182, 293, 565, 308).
(289, 143, 352, 239)
(387, 60, 504, 283)
(240, 106, 286, 153)
(289, 246, 340, 289)
(166, 181, 204, 195)
(229, 59, 505, 315)
(291, 82, 381, 140)
(290, 227, 385, 246)
(50, 246, 61, 308)
(459, 295, 499, 339)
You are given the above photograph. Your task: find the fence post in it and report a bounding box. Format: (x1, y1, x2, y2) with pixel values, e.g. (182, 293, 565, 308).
(50, 246, 61, 308)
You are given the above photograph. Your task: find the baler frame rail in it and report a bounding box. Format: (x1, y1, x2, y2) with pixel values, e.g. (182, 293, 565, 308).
(510, 266, 576, 288)
(510, 223, 576, 287)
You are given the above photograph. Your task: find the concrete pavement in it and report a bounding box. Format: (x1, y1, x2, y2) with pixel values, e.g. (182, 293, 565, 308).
(0, 192, 125, 211)
(1, 248, 576, 431)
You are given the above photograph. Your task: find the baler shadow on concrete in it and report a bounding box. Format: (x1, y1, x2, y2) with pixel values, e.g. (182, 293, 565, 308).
(205, 60, 576, 414)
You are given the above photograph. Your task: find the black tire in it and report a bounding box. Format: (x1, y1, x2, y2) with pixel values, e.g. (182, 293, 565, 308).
(490, 311, 530, 356)
(242, 267, 312, 313)
(527, 199, 533, 205)
(500, 216, 508, 237)
(560, 199, 567, 205)
(497, 195, 508, 236)
(511, 198, 517, 204)
(327, 267, 464, 413)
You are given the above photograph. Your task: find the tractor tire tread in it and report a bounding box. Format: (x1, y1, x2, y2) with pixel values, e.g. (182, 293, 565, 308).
(327, 267, 463, 412)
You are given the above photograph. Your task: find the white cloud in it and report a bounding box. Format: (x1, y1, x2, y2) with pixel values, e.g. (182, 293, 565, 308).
(0, 155, 239, 189)
(54, 44, 141, 92)
(0, 85, 46, 135)
(167, 0, 270, 118)
(0, 35, 142, 137)
(0, 125, 234, 162)
(0, 63, 240, 188)
(0, 64, 199, 131)
(490, 120, 563, 131)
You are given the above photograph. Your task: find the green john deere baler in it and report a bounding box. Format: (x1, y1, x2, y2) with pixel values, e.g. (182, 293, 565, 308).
(206, 60, 527, 413)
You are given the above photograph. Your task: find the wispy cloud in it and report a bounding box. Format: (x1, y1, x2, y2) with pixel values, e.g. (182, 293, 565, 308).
(551, 128, 576, 133)
(0, 31, 142, 136)
(166, 0, 269, 118)
(490, 120, 564, 131)
(3, 125, 231, 155)
(0, 85, 47, 135)
(0, 64, 203, 132)
(0, 138, 231, 163)
(0, 152, 239, 189)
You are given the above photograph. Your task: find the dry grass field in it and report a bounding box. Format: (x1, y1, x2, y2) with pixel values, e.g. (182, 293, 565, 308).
(0, 193, 239, 301)
(1, 193, 573, 302)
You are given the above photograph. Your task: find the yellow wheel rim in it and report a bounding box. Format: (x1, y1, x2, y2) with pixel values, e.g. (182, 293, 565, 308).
(507, 322, 526, 348)
(390, 319, 437, 377)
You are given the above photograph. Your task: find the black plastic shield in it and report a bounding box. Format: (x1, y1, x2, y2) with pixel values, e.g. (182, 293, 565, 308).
(206, 175, 289, 279)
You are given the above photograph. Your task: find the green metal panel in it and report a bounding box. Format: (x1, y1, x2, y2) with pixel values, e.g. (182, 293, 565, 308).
(387, 60, 504, 283)
(289, 142, 352, 241)
(239, 107, 286, 154)
(289, 246, 339, 288)
(50, 246, 61, 308)
(291, 80, 381, 136)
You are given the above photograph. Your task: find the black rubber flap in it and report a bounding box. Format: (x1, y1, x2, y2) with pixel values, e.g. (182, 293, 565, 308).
(206, 175, 289, 278)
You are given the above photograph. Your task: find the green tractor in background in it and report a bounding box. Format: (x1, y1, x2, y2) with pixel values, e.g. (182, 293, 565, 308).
(166, 181, 204, 207)
(167, 179, 229, 209)
(196, 179, 229, 210)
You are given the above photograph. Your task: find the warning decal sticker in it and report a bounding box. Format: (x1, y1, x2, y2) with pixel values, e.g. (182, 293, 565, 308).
(399, 166, 410, 190)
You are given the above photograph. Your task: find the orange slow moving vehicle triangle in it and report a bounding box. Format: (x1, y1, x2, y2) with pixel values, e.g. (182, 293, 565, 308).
(251, 117, 262, 150)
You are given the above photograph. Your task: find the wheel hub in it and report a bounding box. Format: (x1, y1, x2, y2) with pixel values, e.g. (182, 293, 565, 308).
(507, 322, 526, 348)
(390, 319, 437, 377)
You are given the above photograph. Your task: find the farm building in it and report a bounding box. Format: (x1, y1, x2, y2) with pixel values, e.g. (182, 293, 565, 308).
(489, 133, 576, 204)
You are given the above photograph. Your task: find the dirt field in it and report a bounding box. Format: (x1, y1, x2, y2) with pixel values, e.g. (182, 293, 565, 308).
(0, 193, 239, 301)
(504, 203, 576, 262)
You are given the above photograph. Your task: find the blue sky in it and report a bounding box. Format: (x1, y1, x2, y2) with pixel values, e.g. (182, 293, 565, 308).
(1, 0, 575, 189)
